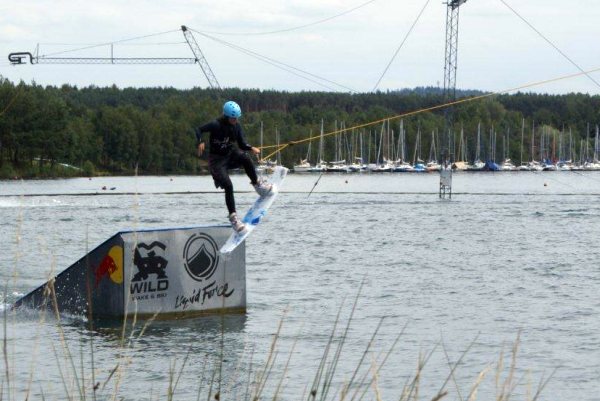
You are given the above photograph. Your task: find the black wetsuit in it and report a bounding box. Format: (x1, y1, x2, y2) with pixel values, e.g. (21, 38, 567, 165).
(196, 116, 258, 214)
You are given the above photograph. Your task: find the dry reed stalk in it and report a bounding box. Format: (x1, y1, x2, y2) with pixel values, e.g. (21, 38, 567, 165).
(525, 370, 532, 401)
(206, 357, 218, 401)
(319, 278, 365, 401)
(244, 345, 255, 401)
(109, 179, 142, 400)
(50, 340, 72, 400)
(435, 334, 479, 401)
(222, 336, 253, 397)
(400, 345, 438, 401)
(341, 316, 385, 398)
(369, 357, 382, 401)
(195, 354, 210, 401)
(22, 241, 57, 399)
(414, 351, 422, 401)
(467, 365, 492, 401)
(353, 322, 408, 401)
(168, 345, 193, 400)
(256, 350, 280, 400)
(167, 359, 176, 401)
(308, 297, 345, 401)
(48, 273, 84, 399)
(441, 338, 463, 401)
(495, 346, 505, 399)
(79, 340, 86, 401)
(3, 200, 25, 401)
(530, 369, 556, 401)
(496, 332, 520, 401)
(272, 322, 303, 401)
(253, 308, 288, 400)
(430, 390, 448, 401)
(2, 286, 10, 401)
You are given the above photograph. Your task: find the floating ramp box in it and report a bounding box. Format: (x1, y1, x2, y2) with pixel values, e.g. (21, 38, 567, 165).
(14, 226, 246, 319)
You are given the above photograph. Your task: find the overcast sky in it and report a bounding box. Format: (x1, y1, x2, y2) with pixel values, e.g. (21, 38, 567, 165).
(1, 0, 599, 94)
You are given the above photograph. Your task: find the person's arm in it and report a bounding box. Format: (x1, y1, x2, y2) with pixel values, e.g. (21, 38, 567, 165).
(196, 121, 215, 156)
(236, 125, 260, 155)
(235, 125, 252, 151)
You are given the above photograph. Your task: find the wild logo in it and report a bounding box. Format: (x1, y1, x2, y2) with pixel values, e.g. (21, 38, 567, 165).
(183, 233, 220, 282)
(130, 241, 169, 295)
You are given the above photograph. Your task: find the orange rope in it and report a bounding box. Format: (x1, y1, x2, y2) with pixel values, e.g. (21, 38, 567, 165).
(260, 143, 289, 163)
(258, 66, 600, 151)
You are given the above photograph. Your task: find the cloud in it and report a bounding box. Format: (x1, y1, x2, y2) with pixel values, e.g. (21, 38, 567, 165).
(0, 0, 599, 94)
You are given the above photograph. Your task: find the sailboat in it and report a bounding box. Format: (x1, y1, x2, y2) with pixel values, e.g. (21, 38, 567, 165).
(326, 121, 349, 173)
(412, 126, 426, 172)
(483, 125, 500, 171)
(426, 130, 441, 172)
(525, 122, 543, 171)
(347, 130, 367, 172)
(516, 118, 530, 171)
(583, 125, 600, 170)
(308, 120, 327, 173)
(468, 122, 485, 171)
(256, 122, 276, 174)
(293, 135, 313, 173)
(393, 120, 414, 172)
(501, 128, 517, 171)
(371, 122, 393, 172)
(452, 125, 470, 170)
(539, 126, 557, 171)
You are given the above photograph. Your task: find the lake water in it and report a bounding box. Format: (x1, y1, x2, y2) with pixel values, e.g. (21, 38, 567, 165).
(1, 171, 599, 400)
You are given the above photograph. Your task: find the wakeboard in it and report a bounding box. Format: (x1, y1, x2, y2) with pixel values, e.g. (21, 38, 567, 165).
(219, 166, 288, 254)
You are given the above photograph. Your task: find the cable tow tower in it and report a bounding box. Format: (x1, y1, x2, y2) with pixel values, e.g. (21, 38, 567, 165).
(440, 0, 467, 199)
(181, 25, 221, 90)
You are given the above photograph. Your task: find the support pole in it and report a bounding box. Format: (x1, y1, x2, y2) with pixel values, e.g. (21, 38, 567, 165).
(440, 0, 467, 199)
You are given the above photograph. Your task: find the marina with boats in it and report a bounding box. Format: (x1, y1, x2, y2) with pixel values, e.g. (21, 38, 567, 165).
(259, 118, 600, 173)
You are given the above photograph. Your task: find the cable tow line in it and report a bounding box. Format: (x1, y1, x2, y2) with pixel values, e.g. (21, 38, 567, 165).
(259, 65, 600, 154)
(307, 172, 324, 199)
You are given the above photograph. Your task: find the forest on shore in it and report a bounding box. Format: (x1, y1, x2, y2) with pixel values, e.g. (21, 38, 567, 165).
(1, 75, 599, 178)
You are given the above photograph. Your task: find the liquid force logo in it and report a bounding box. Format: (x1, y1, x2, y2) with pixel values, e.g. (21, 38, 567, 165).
(183, 233, 220, 282)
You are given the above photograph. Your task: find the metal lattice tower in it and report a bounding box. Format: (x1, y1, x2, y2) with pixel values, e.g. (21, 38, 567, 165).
(440, 0, 467, 199)
(181, 25, 221, 90)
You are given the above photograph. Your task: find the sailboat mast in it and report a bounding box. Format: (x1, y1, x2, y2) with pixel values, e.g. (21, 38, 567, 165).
(319, 120, 324, 165)
(594, 125, 598, 163)
(531, 121, 535, 162)
(520, 118, 525, 166)
(475, 122, 481, 162)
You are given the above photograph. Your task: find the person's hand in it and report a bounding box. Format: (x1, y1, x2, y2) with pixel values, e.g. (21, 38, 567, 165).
(250, 147, 260, 155)
(197, 143, 205, 157)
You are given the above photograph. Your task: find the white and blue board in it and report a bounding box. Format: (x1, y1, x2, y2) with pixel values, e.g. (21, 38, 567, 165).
(219, 166, 288, 254)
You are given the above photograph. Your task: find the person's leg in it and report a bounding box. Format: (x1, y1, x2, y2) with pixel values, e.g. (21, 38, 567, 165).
(230, 150, 258, 184)
(209, 156, 236, 214)
(213, 154, 246, 231)
(242, 156, 259, 185)
(230, 150, 273, 196)
(223, 181, 236, 214)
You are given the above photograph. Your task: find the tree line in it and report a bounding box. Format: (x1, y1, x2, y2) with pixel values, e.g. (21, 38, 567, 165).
(1, 75, 599, 178)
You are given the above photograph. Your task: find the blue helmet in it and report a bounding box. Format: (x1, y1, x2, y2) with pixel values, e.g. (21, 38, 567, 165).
(223, 101, 242, 118)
